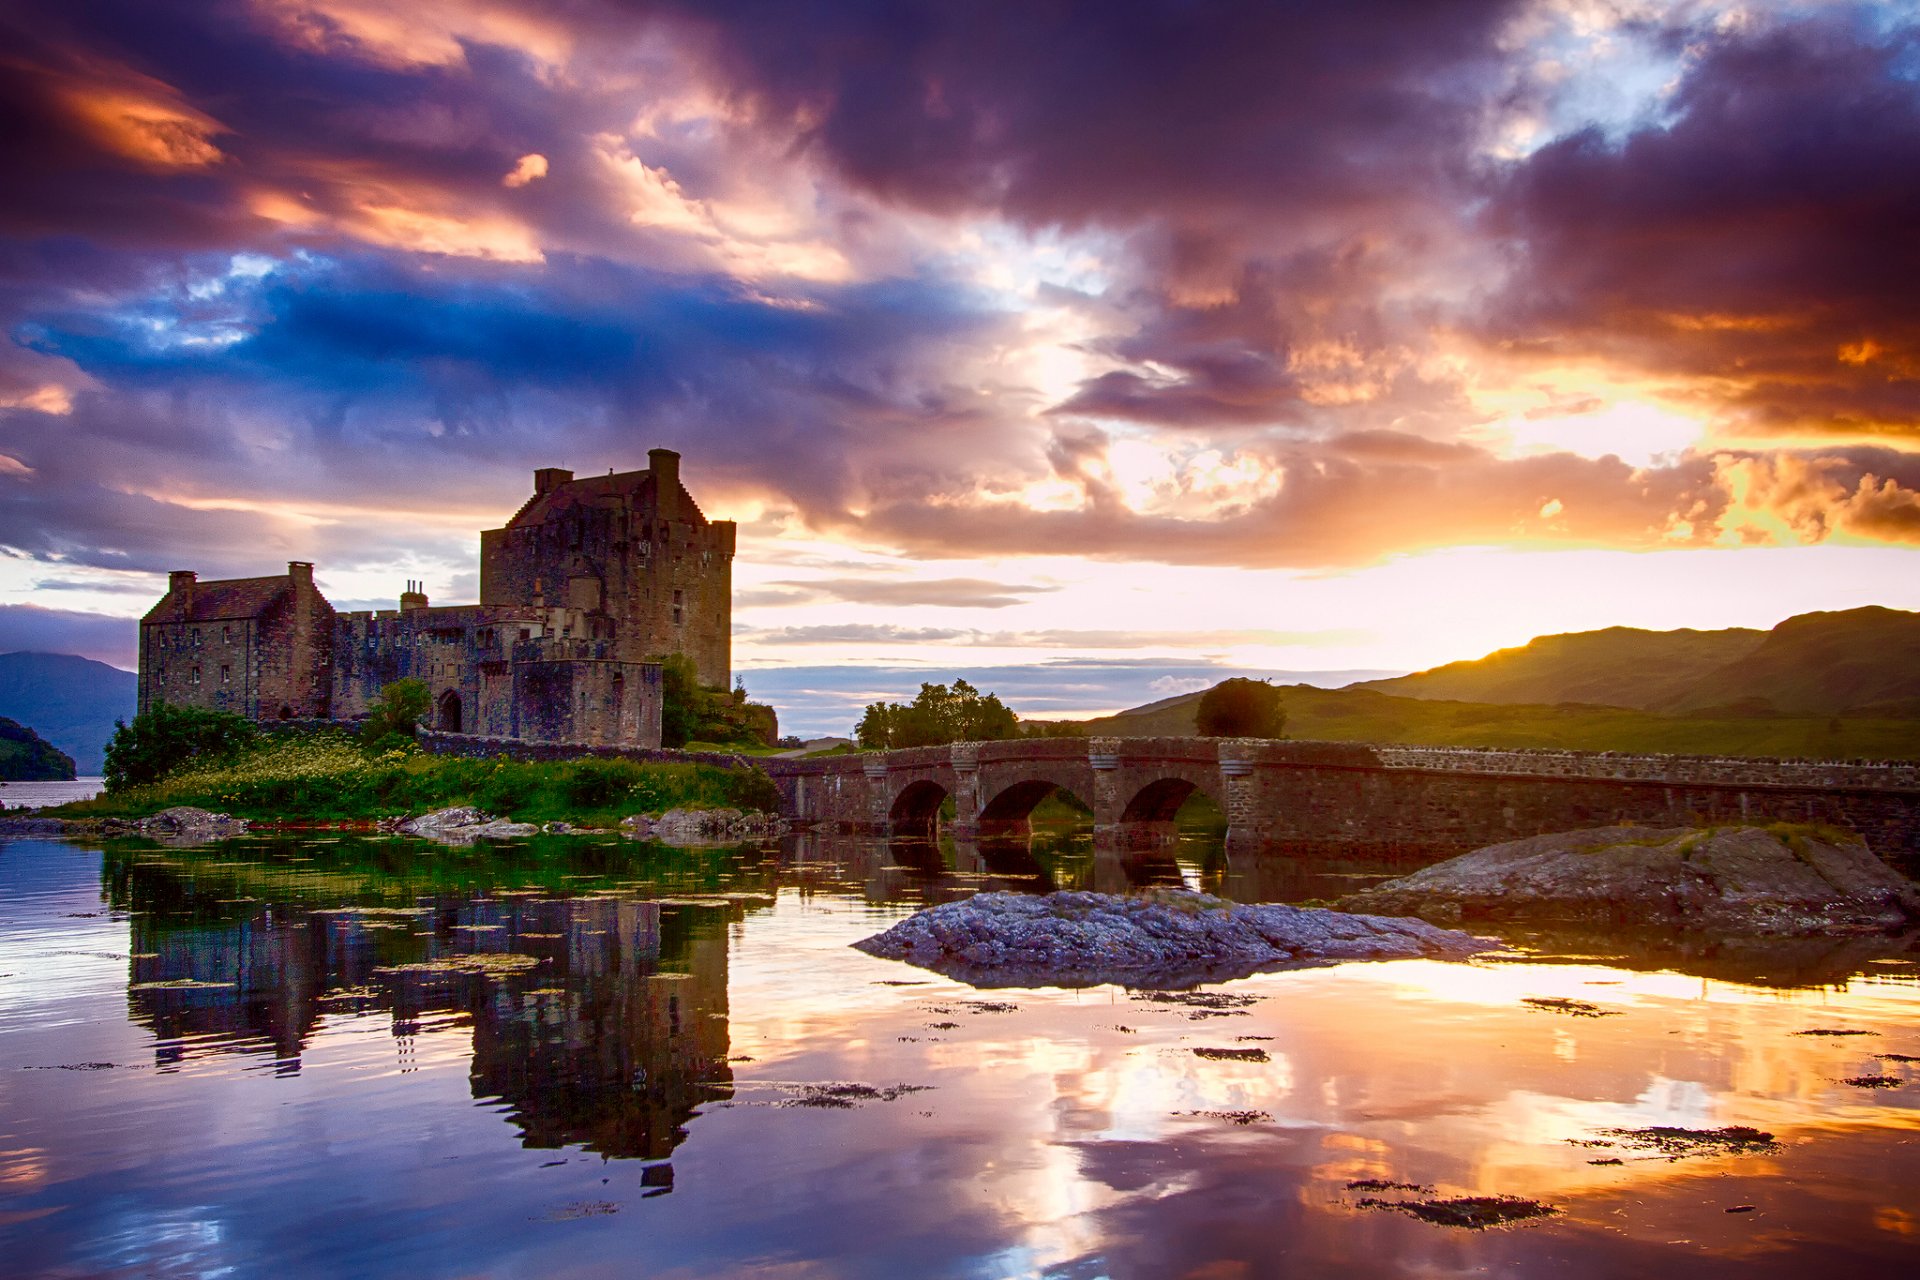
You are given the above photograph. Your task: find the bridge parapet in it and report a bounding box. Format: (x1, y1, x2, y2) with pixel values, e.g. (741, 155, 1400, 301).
(1374, 745, 1920, 791)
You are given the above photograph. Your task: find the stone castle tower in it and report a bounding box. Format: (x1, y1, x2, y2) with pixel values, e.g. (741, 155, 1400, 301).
(479, 448, 733, 686)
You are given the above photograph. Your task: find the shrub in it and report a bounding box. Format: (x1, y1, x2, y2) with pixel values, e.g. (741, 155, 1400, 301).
(360, 678, 430, 749)
(726, 766, 782, 814)
(561, 758, 645, 810)
(477, 767, 540, 817)
(103, 702, 258, 792)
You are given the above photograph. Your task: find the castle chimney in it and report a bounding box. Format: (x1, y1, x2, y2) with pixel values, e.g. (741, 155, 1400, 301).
(649, 448, 680, 520)
(288, 560, 313, 586)
(400, 579, 429, 611)
(533, 467, 573, 495)
(168, 570, 196, 613)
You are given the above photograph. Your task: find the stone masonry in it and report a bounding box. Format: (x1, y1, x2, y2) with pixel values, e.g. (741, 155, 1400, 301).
(138, 449, 733, 749)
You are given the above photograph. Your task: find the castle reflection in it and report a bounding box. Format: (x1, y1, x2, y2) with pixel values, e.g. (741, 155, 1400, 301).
(105, 839, 744, 1171)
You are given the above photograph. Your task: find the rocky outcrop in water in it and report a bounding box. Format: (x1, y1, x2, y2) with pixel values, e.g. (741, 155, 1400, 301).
(395, 807, 539, 845)
(621, 808, 786, 844)
(854, 890, 1494, 988)
(1338, 825, 1920, 935)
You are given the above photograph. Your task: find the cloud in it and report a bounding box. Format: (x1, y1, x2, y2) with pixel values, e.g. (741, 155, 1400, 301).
(0, 0, 1915, 600)
(1719, 446, 1920, 545)
(834, 441, 1731, 568)
(502, 152, 548, 187)
(1483, 8, 1920, 437)
(761, 577, 1059, 609)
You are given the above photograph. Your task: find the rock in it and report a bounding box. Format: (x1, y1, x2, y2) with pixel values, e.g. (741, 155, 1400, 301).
(1338, 825, 1920, 935)
(396, 807, 536, 845)
(626, 807, 786, 845)
(137, 806, 250, 841)
(853, 889, 1494, 989)
(0, 815, 70, 836)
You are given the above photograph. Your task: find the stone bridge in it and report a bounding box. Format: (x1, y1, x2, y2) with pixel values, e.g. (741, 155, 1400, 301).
(764, 738, 1920, 871)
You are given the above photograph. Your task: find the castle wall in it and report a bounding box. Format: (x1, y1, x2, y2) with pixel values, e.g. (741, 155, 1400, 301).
(139, 452, 713, 749)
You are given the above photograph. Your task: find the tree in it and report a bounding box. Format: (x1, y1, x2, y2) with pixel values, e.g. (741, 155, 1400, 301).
(360, 678, 430, 750)
(103, 702, 258, 792)
(856, 679, 1019, 749)
(1195, 678, 1287, 738)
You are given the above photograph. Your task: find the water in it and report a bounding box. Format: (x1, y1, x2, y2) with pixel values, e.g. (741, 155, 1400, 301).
(0, 777, 104, 807)
(1, 828, 1917, 1278)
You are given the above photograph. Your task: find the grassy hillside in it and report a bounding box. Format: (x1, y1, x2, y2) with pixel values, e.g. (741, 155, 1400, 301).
(0, 715, 76, 780)
(53, 734, 780, 823)
(1352, 626, 1762, 709)
(0, 651, 137, 775)
(1670, 606, 1920, 715)
(1085, 683, 1920, 760)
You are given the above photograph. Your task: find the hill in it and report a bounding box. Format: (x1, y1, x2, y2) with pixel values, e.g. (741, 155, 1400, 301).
(0, 651, 138, 775)
(0, 716, 76, 780)
(1351, 626, 1763, 709)
(1082, 683, 1920, 760)
(1347, 608, 1920, 719)
(1669, 607, 1920, 715)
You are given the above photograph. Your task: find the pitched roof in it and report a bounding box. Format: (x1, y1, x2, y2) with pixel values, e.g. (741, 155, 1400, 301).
(501, 466, 708, 530)
(142, 575, 290, 624)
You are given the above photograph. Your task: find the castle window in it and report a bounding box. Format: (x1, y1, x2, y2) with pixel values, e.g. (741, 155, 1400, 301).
(519, 629, 530, 642)
(222, 626, 232, 644)
(220, 665, 231, 685)
(191, 628, 201, 647)
(191, 666, 201, 685)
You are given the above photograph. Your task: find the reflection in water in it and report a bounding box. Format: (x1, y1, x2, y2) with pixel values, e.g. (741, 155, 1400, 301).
(104, 839, 742, 1166)
(1, 829, 1917, 1279)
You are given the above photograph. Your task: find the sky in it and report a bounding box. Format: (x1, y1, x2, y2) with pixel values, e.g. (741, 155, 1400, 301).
(2, 0, 1918, 737)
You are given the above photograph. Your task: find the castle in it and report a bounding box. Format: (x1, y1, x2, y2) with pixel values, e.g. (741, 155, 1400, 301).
(138, 449, 732, 749)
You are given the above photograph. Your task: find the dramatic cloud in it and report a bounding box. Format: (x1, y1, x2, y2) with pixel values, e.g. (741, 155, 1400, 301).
(1485, 7, 1920, 437)
(0, 0, 1916, 682)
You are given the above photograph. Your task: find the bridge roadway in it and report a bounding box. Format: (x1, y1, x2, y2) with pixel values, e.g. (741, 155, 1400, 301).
(762, 737, 1920, 870)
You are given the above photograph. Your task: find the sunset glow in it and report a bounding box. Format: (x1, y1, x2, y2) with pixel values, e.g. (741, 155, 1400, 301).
(2, 0, 1916, 734)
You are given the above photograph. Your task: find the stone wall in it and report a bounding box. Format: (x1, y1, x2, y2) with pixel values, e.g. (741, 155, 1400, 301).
(417, 728, 753, 770)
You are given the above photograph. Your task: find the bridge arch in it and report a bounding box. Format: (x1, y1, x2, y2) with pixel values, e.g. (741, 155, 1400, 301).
(978, 776, 1094, 835)
(889, 779, 949, 835)
(1120, 776, 1221, 823)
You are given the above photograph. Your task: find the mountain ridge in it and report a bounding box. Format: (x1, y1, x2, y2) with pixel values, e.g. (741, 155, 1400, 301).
(0, 651, 137, 775)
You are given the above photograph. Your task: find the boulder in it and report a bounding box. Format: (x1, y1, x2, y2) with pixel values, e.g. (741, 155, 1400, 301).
(137, 806, 250, 841)
(625, 807, 786, 845)
(396, 807, 537, 845)
(854, 889, 1494, 988)
(1338, 825, 1920, 935)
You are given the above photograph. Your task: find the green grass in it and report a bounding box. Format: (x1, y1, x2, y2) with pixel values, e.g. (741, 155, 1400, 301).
(52, 733, 781, 824)
(1090, 684, 1920, 760)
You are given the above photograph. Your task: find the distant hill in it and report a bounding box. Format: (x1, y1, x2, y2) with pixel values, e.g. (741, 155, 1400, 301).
(1668, 607, 1920, 715)
(1351, 626, 1764, 710)
(0, 715, 75, 780)
(1348, 607, 1920, 719)
(0, 652, 138, 775)
(1083, 682, 1920, 760)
